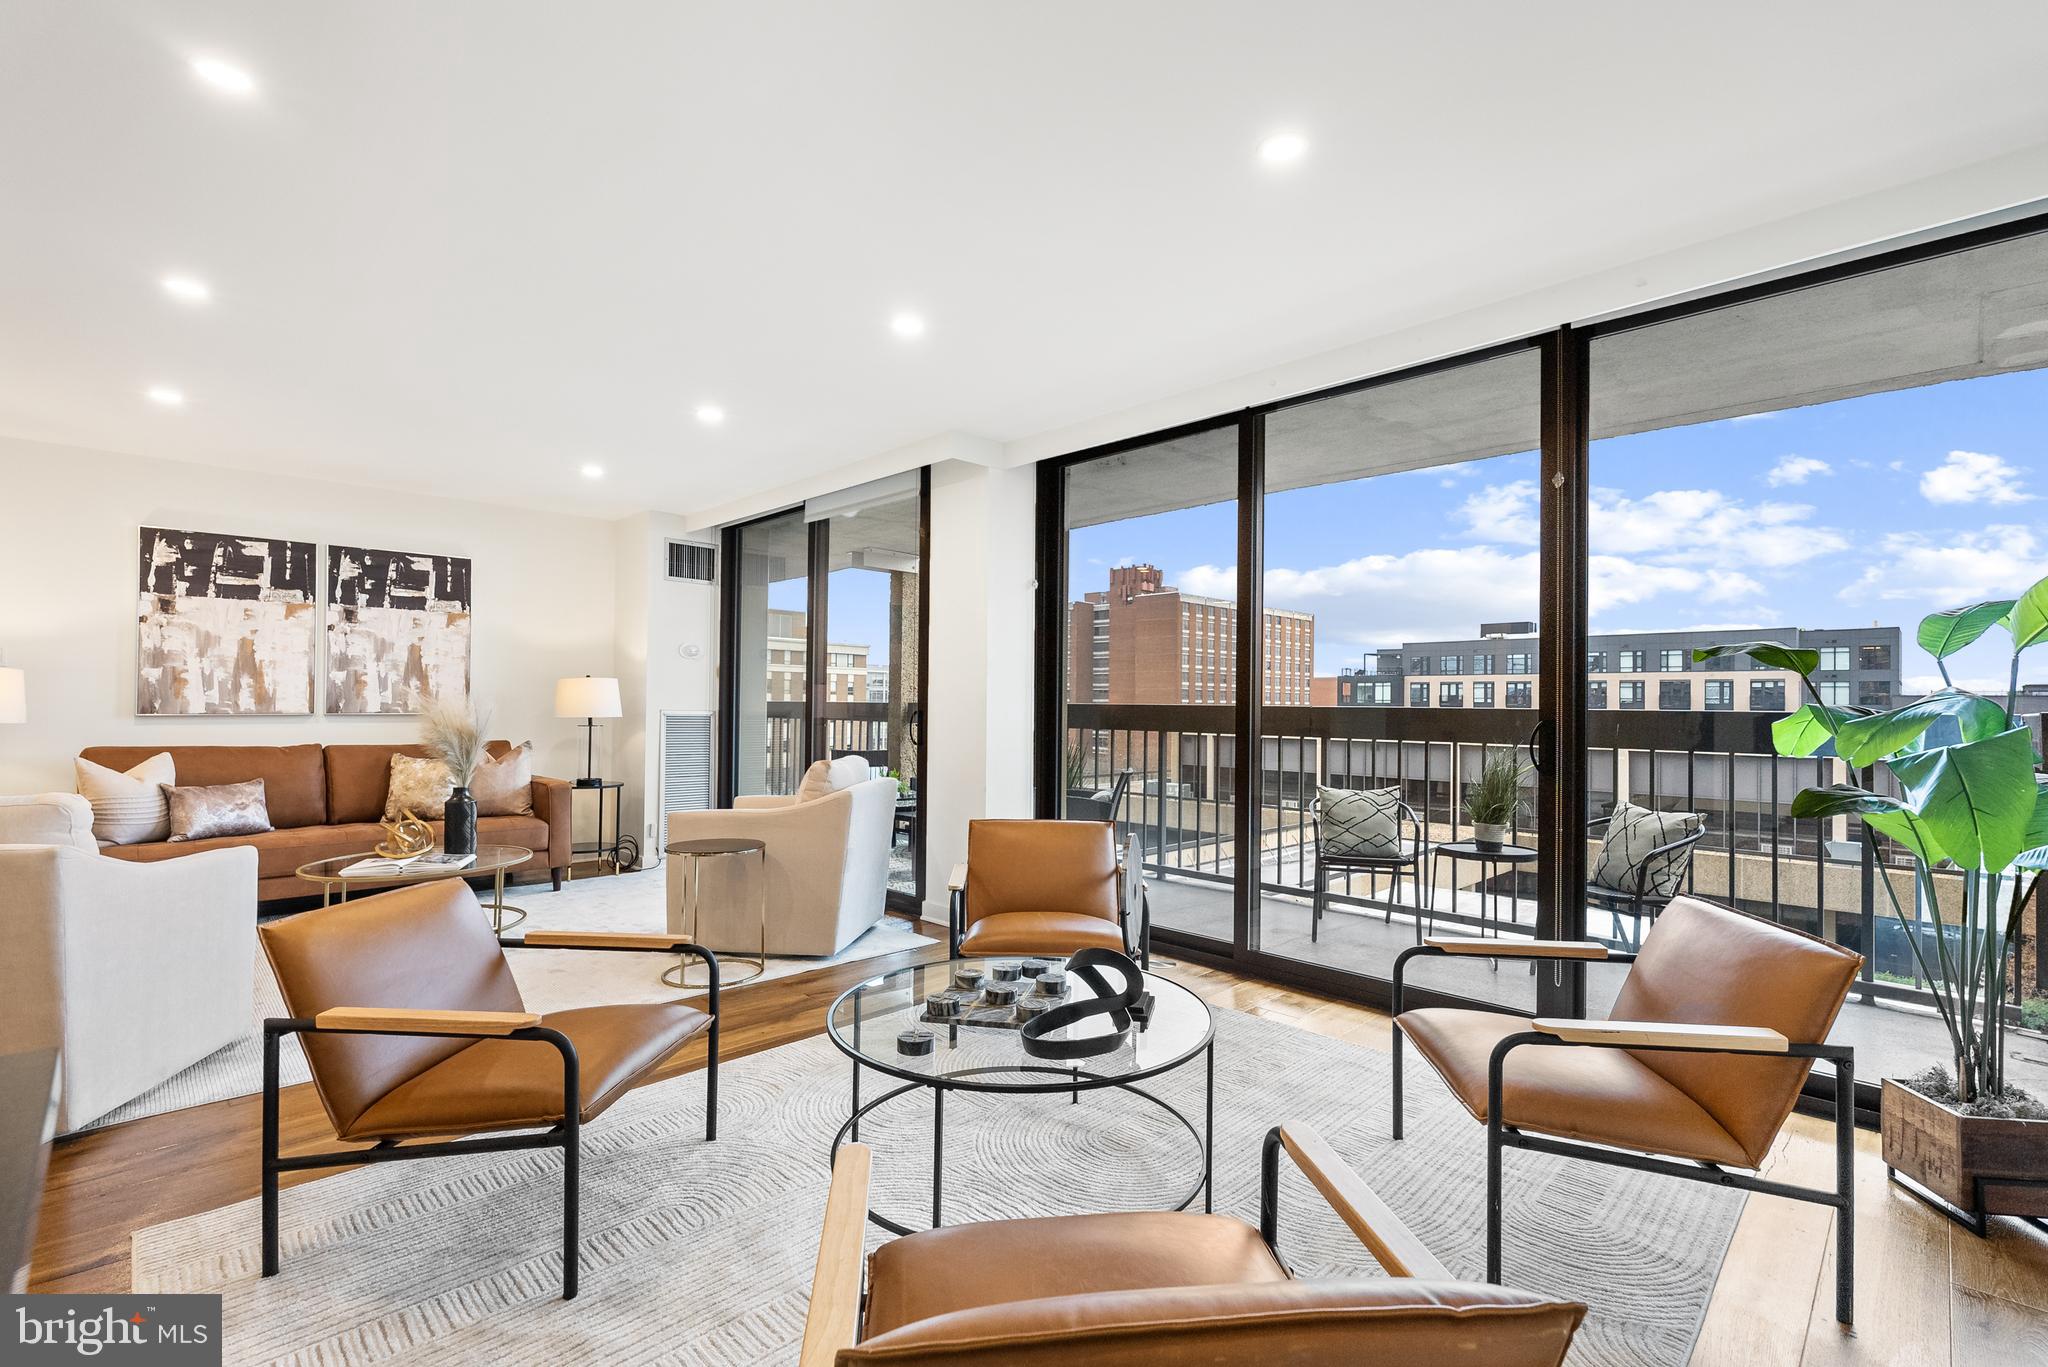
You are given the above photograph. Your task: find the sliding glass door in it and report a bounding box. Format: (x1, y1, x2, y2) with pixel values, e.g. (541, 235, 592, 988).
(1257, 348, 1554, 1009)
(723, 471, 930, 909)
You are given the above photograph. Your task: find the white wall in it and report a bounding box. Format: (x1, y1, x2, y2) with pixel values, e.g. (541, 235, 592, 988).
(920, 459, 1038, 923)
(611, 512, 719, 859)
(0, 436, 620, 809)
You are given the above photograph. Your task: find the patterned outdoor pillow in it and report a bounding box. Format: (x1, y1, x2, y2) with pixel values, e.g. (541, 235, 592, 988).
(164, 780, 273, 842)
(1317, 786, 1405, 859)
(383, 753, 454, 820)
(1590, 801, 1704, 900)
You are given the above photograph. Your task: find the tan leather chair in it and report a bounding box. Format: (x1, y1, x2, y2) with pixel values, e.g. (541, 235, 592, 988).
(798, 1125, 1586, 1366)
(1391, 895, 1862, 1324)
(948, 820, 1148, 965)
(257, 879, 720, 1299)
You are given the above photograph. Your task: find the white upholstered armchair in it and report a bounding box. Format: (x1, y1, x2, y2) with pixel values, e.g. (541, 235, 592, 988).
(664, 764, 896, 957)
(0, 793, 257, 1132)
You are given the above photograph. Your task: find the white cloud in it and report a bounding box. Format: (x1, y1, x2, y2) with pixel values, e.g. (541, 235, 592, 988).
(1919, 450, 2033, 505)
(1730, 412, 1776, 423)
(1846, 525, 2044, 602)
(1458, 480, 1845, 573)
(1767, 455, 1830, 487)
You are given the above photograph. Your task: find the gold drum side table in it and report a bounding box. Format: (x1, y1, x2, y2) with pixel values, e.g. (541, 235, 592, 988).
(663, 837, 768, 987)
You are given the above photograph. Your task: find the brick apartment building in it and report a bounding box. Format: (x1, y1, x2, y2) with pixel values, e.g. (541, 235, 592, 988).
(1067, 564, 1315, 705)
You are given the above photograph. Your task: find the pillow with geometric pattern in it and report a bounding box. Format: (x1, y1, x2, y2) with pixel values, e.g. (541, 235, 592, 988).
(1316, 786, 1405, 859)
(1589, 801, 1703, 900)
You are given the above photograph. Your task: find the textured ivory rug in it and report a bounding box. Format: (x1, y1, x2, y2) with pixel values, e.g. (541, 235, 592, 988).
(132, 1007, 1741, 1367)
(86, 867, 935, 1132)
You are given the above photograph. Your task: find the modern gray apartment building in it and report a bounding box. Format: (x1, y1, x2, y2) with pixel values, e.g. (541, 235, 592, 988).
(1333, 621, 1902, 712)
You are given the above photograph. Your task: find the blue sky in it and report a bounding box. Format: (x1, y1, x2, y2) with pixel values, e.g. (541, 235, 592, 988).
(1068, 368, 2048, 696)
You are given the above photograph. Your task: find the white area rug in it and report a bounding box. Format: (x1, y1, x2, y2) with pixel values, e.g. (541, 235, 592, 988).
(85, 868, 934, 1132)
(132, 1007, 1741, 1366)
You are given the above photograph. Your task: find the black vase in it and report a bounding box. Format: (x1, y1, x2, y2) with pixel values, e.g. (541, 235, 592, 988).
(443, 785, 478, 856)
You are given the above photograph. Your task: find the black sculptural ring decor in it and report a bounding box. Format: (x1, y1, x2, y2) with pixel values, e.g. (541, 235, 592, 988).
(1019, 947, 1151, 1061)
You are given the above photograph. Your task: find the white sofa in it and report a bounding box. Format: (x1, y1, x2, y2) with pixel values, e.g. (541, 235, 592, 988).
(0, 793, 256, 1133)
(664, 761, 897, 957)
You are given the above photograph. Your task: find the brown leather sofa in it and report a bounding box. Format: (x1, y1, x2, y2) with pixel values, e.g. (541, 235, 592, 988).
(80, 741, 572, 902)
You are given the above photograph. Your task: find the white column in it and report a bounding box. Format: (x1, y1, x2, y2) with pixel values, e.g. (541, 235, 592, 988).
(920, 458, 1039, 924)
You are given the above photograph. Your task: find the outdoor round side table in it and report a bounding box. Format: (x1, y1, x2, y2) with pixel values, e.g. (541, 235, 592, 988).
(294, 844, 533, 933)
(1428, 840, 1537, 950)
(662, 837, 768, 988)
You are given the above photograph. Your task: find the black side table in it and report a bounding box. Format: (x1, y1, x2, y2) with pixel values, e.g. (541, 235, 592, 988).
(570, 780, 626, 874)
(1428, 841, 1537, 946)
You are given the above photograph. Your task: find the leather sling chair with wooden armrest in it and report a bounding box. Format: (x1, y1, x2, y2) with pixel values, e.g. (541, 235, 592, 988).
(256, 878, 720, 1300)
(798, 1125, 1587, 1367)
(947, 819, 1150, 968)
(1389, 895, 1863, 1325)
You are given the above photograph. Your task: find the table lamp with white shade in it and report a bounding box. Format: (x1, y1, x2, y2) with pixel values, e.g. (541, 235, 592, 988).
(554, 675, 620, 788)
(0, 668, 24, 725)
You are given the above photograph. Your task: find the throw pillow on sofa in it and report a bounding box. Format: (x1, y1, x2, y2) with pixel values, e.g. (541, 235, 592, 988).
(383, 753, 454, 819)
(473, 741, 535, 816)
(165, 779, 273, 841)
(795, 754, 872, 802)
(75, 751, 175, 844)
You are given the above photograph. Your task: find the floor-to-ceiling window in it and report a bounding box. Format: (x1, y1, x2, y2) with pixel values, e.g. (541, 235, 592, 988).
(1584, 223, 2048, 1086)
(815, 471, 925, 901)
(723, 472, 930, 907)
(1040, 211, 2048, 1101)
(727, 509, 809, 798)
(1258, 347, 1547, 1008)
(1057, 423, 1239, 944)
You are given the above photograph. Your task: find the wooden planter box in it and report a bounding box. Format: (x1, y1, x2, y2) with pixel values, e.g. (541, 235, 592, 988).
(1881, 1077, 2048, 1225)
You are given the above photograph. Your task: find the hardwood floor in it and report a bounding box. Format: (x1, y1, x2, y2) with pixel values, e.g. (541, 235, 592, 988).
(29, 932, 2048, 1364)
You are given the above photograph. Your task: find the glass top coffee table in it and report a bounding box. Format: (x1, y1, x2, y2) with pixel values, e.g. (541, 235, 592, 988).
(294, 844, 533, 933)
(825, 956, 1214, 1234)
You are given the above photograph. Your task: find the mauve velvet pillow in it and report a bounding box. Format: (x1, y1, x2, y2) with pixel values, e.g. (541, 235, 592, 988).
(164, 779, 273, 842)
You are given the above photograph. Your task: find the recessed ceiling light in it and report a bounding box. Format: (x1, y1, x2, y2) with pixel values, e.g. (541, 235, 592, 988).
(889, 311, 927, 340)
(190, 55, 259, 100)
(145, 385, 186, 407)
(694, 404, 726, 426)
(161, 274, 211, 304)
(1258, 131, 1308, 166)
(579, 462, 605, 480)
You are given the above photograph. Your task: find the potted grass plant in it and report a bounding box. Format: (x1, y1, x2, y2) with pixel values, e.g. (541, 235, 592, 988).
(1700, 573, 2048, 1231)
(1465, 746, 1527, 851)
(421, 698, 488, 857)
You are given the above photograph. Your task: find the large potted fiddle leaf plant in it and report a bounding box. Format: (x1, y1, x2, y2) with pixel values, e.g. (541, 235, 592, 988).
(1698, 574, 2048, 1231)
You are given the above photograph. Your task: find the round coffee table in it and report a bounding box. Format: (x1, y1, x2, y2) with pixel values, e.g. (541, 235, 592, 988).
(294, 844, 533, 933)
(662, 838, 768, 988)
(825, 956, 1214, 1234)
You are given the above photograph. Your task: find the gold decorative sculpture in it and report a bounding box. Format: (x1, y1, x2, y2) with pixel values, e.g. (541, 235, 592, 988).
(375, 809, 434, 859)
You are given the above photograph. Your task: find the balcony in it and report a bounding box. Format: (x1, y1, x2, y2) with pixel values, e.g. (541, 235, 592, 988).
(1066, 702, 2048, 1089)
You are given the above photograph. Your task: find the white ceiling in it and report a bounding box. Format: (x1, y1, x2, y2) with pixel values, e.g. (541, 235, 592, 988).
(6, 1, 2048, 523)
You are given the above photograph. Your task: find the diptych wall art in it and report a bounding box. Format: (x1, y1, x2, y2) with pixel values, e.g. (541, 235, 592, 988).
(136, 527, 317, 715)
(324, 545, 472, 714)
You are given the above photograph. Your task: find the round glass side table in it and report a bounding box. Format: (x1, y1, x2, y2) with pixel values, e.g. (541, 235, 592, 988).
(661, 837, 768, 987)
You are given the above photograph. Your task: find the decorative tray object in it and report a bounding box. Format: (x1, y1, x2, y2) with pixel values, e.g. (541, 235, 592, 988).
(921, 960, 1069, 1032)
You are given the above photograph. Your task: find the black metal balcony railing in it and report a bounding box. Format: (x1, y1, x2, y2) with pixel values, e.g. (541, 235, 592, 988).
(1065, 702, 2048, 1013)
(755, 700, 893, 793)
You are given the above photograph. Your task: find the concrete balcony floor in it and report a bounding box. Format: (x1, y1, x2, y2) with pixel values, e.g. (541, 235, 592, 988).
(1145, 869, 2048, 1094)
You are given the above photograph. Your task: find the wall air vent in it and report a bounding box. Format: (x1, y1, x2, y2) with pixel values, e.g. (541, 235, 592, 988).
(660, 711, 715, 840)
(667, 541, 716, 583)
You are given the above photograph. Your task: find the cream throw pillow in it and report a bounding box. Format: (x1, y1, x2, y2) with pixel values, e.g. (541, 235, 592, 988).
(794, 754, 873, 802)
(75, 752, 175, 844)
(474, 742, 535, 816)
(383, 753, 454, 820)
(794, 759, 836, 802)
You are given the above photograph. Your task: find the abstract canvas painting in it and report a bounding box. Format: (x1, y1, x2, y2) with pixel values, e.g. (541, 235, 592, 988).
(136, 527, 317, 715)
(325, 545, 472, 714)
